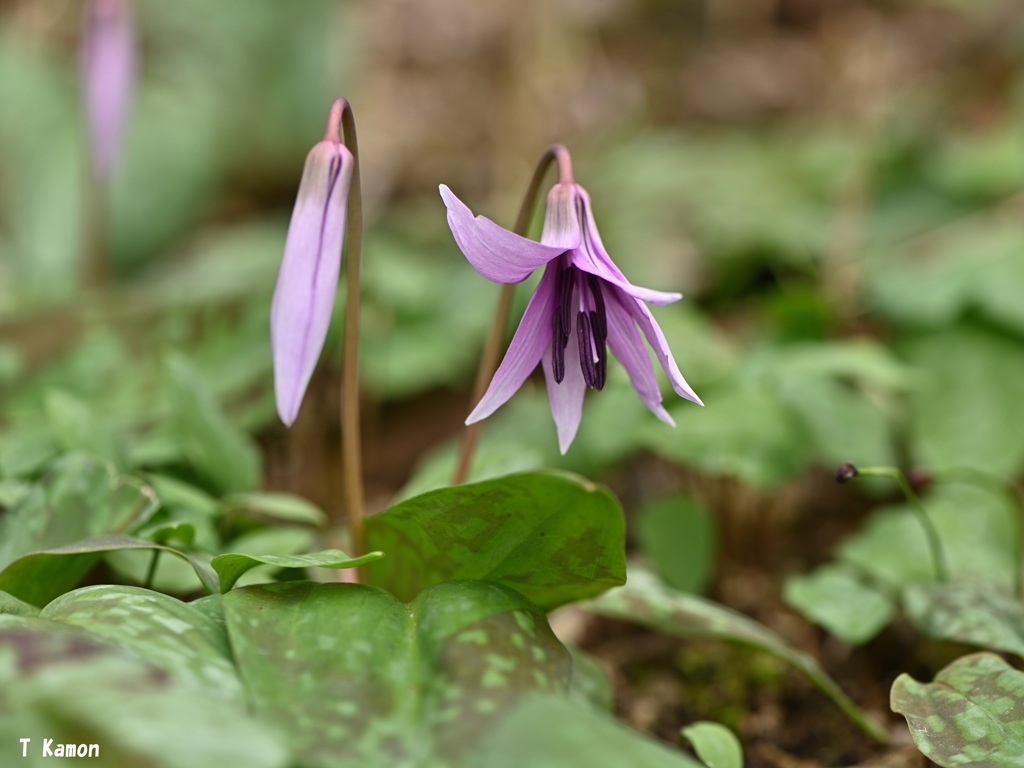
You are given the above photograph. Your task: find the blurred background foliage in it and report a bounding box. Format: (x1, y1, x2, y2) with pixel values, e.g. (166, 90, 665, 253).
(1, 0, 1024, 760)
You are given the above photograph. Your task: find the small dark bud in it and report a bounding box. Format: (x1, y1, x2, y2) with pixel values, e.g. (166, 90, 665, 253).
(907, 469, 933, 493)
(835, 462, 859, 483)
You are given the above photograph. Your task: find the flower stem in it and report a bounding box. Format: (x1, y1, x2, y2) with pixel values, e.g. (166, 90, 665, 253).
(857, 466, 949, 582)
(452, 144, 573, 484)
(333, 98, 365, 559)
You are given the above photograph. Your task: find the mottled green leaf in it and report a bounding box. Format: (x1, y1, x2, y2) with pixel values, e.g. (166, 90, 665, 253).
(904, 582, 1024, 657)
(892, 652, 1024, 766)
(586, 567, 887, 741)
(0, 615, 286, 768)
(41, 585, 241, 702)
(364, 471, 626, 610)
(472, 694, 704, 768)
(213, 548, 384, 592)
(0, 535, 218, 606)
(224, 579, 571, 767)
(784, 564, 895, 645)
(0, 590, 39, 617)
(681, 722, 744, 768)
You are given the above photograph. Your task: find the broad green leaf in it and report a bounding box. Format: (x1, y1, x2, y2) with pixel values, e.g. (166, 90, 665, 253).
(784, 564, 895, 645)
(165, 352, 261, 495)
(567, 645, 614, 712)
(635, 493, 716, 594)
(903, 325, 1024, 478)
(681, 722, 744, 768)
(213, 548, 384, 592)
(0, 455, 158, 573)
(41, 585, 242, 702)
(224, 579, 571, 767)
(471, 694, 703, 768)
(586, 567, 887, 741)
(892, 652, 1024, 766)
(0, 615, 287, 768)
(0, 535, 218, 606)
(904, 582, 1024, 657)
(641, 385, 810, 488)
(838, 484, 1017, 591)
(364, 471, 626, 610)
(44, 389, 127, 470)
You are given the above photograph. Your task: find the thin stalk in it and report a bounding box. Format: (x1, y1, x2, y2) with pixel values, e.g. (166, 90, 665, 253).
(452, 145, 574, 484)
(331, 98, 365, 559)
(143, 549, 160, 590)
(858, 466, 949, 582)
(83, 173, 109, 292)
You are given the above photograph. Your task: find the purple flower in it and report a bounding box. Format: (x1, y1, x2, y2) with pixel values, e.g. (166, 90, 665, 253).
(441, 181, 702, 454)
(271, 108, 354, 426)
(80, 0, 136, 181)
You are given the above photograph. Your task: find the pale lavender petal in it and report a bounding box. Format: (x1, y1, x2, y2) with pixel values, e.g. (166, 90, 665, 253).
(271, 142, 354, 426)
(570, 185, 682, 307)
(605, 290, 675, 426)
(440, 185, 576, 284)
(80, 0, 136, 181)
(621, 294, 703, 406)
(466, 265, 558, 424)
(541, 313, 587, 454)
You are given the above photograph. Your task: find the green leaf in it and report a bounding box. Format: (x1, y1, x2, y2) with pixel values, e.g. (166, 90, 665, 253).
(0, 535, 219, 606)
(681, 722, 744, 768)
(224, 579, 571, 767)
(0, 615, 287, 768)
(0, 455, 158, 573)
(165, 352, 261, 495)
(892, 652, 1024, 766)
(903, 325, 1024, 478)
(586, 567, 887, 742)
(472, 694, 704, 768)
(41, 585, 242, 702)
(44, 389, 127, 470)
(784, 564, 895, 645)
(213, 548, 384, 592)
(838, 484, 1017, 591)
(904, 582, 1024, 657)
(221, 491, 328, 526)
(635, 493, 717, 594)
(641, 386, 809, 488)
(364, 471, 626, 610)
(0, 590, 39, 617)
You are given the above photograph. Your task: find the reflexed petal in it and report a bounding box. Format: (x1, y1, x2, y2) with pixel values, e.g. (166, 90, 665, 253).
(539, 183, 584, 250)
(622, 294, 703, 406)
(605, 290, 675, 426)
(440, 185, 575, 284)
(271, 142, 354, 426)
(541, 316, 587, 454)
(80, 0, 136, 180)
(570, 185, 682, 307)
(466, 265, 558, 424)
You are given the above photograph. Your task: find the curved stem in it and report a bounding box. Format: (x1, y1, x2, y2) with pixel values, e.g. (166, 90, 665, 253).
(858, 466, 949, 582)
(452, 144, 573, 485)
(333, 98, 365, 559)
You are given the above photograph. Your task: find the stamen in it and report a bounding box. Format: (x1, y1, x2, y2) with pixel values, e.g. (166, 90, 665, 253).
(585, 274, 607, 390)
(577, 311, 597, 388)
(558, 264, 573, 344)
(552, 311, 565, 384)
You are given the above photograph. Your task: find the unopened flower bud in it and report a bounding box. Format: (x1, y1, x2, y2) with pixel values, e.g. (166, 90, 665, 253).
(835, 462, 859, 483)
